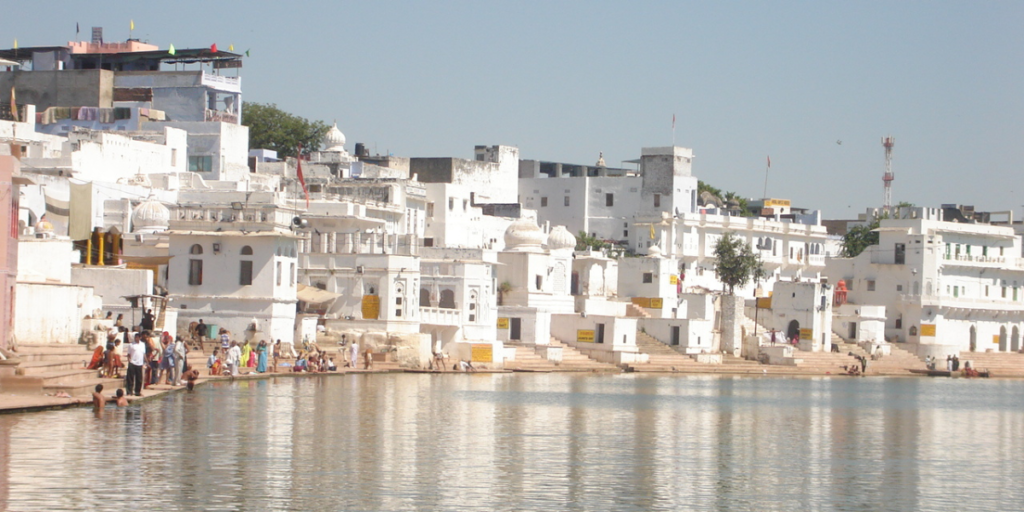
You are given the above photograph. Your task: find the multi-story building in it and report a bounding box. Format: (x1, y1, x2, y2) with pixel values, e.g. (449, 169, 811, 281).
(824, 206, 1024, 358)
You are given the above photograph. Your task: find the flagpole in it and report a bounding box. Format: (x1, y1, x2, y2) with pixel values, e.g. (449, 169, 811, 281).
(762, 156, 770, 199)
(671, 114, 676, 147)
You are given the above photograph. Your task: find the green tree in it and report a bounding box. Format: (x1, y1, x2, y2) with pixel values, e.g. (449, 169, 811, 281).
(575, 231, 607, 252)
(242, 102, 329, 158)
(840, 219, 881, 257)
(713, 231, 765, 294)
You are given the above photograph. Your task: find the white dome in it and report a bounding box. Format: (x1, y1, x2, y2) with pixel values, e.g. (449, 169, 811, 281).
(132, 197, 170, 234)
(547, 225, 577, 251)
(504, 217, 547, 251)
(322, 122, 346, 152)
(646, 244, 663, 258)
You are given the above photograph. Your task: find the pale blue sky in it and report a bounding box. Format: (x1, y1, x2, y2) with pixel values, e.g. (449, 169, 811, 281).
(5, 1, 1023, 218)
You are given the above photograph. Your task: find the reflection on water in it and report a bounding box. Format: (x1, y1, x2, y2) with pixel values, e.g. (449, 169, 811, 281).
(1, 375, 1023, 511)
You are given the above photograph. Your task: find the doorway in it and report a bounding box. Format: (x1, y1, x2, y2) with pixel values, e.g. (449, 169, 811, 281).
(970, 325, 977, 352)
(596, 323, 606, 344)
(999, 326, 1008, 352)
(671, 326, 680, 346)
(787, 320, 800, 343)
(510, 318, 521, 341)
(1013, 326, 1020, 352)
(848, 322, 857, 341)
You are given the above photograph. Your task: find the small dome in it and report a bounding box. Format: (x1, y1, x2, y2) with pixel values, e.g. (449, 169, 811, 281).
(132, 197, 170, 234)
(504, 217, 547, 251)
(322, 122, 347, 152)
(547, 225, 576, 251)
(647, 244, 663, 258)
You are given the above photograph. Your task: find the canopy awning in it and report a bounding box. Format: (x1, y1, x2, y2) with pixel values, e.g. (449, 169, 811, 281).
(296, 284, 341, 304)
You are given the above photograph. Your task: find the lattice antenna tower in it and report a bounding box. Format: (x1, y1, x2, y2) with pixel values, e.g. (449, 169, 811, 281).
(882, 136, 895, 211)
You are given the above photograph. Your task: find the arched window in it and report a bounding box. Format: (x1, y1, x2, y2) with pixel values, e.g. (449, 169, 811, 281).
(439, 289, 456, 309)
(241, 245, 253, 255)
(420, 288, 432, 307)
(190, 244, 203, 255)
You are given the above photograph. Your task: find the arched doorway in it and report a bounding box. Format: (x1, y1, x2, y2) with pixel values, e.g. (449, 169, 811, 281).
(999, 326, 1008, 352)
(571, 272, 580, 296)
(1012, 326, 1020, 352)
(787, 320, 800, 343)
(420, 288, 431, 308)
(969, 325, 977, 352)
(439, 289, 456, 309)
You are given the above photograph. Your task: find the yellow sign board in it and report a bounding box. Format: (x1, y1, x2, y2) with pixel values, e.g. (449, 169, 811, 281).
(756, 297, 772, 309)
(799, 328, 813, 341)
(497, 318, 509, 329)
(994, 335, 1001, 345)
(577, 329, 595, 343)
(471, 344, 493, 363)
(650, 298, 663, 308)
(361, 295, 380, 320)
(919, 324, 936, 337)
(669, 274, 678, 285)
(764, 198, 791, 207)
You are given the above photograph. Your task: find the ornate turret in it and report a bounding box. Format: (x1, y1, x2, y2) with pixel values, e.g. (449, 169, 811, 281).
(132, 197, 170, 234)
(322, 122, 347, 152)
(546, 225, 577, 252)
(503, 217, 547, 252)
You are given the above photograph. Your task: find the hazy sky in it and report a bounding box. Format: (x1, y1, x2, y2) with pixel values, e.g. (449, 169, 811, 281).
(5, 1, 1023, 218)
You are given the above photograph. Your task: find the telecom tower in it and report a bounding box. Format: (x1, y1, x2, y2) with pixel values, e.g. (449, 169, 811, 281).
(881, 136, 895, 211)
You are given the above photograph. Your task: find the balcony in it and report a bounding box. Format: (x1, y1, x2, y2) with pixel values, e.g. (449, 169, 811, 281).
(899, 293, 1024, 312)
(205, 109, 239, 124)
(419, 306, 462, 326)
(942, 253, 1024, 269)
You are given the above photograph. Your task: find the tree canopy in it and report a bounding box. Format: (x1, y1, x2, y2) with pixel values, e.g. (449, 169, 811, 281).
(713, 231, 766, 295)
(242, 102, 329, 158)
(575, 231, 608, 252)
(840, 218, 881, 258)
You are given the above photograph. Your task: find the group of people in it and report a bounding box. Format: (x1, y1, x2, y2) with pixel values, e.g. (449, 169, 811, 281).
(338, 336, 374, 370)
(122, 329, 194, 396)
(292, 348, 337, 373)
(205, 332, 274, 376)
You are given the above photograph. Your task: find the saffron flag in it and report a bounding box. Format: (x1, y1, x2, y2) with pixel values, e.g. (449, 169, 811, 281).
(130, 20, 134, 31)
(649, 223, 655, 239)
(211, 43, 218, 53)
(229, 44, 234, 52)
(168, 44, 176, 55)
(9, 86, 17, 123)
(12, 39, 17, 50)
(296, 145, 310, 209)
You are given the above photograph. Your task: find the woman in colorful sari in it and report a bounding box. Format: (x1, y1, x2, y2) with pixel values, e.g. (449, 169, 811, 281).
(247, 342, 258, 370)
(86, 343, 105, 370)
(240, 340, 252, 369)
(256, 340, 268, 373)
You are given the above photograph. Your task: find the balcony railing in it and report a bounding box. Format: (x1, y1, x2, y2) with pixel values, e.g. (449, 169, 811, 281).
(419, 306, 462, 326)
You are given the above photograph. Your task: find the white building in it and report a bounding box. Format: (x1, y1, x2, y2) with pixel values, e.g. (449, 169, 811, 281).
(823, 206, 1024, 358)
(167, 202, 300, 344)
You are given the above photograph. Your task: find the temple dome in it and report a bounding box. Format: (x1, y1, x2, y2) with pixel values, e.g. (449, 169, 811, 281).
(547, 225, 577, 252)
(132, 197, 170, 234)
(322, 122, 347, 152)
(646, 244, 663, 258)
(504, 217, 547, 251)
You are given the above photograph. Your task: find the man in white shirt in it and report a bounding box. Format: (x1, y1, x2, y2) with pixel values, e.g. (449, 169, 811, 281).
(126, 335, 146, 396)
(226, 341, 241, 376)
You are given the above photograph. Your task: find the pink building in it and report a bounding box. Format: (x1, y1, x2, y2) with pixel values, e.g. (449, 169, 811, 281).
(0, 156, 25, 350)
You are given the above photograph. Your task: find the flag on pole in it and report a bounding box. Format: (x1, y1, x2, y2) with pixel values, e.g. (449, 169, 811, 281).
(76, 22, 80, 38)
(229, 44, 234, 52)
(672, 114, 676, 129)
(296, 145, 310, 209)
(210, 43, 218, 53)
(245, 49, 250, 57)
(130, 20, 134, 31)
(767, 155, 771, 168)
(168, 44, 176, 55)
(9, 86, 18, 123)
(649, 223, 656, 239)
(12, 39, 17, 50)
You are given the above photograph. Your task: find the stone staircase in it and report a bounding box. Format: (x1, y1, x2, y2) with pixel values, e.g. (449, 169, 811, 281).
(503, 344, 561, 372)
(544, 338, 621, 372)
(0, 344, 124, 397)
(834, 338, 928, 375)
(623, 331, 707, 372)
(626, 304, 652, 318)
(956, 351, 1024, 377)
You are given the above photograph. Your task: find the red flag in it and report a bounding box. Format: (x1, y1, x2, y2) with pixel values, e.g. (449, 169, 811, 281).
(296, 145, 309, 209)
(210, 43, 218, 53)
(767, 155, 771, 168)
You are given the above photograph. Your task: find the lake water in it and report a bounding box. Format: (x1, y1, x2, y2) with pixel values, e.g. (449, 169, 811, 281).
(1, 373, 1023, 511)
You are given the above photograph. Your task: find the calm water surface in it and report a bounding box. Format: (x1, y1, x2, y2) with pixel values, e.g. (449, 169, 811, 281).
(1, 374, 1022, 511)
